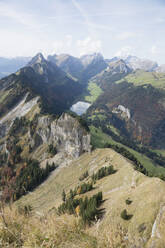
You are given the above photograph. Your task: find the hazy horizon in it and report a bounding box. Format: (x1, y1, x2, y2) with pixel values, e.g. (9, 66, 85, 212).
(0, 0, 165, 64)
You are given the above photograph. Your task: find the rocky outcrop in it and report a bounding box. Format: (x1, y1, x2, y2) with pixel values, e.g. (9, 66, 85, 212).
(30, 113, 91, 158)
(112, 104, 131, 119)
(0, 94, 39, 139)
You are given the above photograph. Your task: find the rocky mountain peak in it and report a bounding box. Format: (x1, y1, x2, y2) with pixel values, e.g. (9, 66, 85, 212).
(80, 53, 104, 67)
(108, 59, 132, 74)
(124, 55, 158, 72)
(28, 53, 46, 67)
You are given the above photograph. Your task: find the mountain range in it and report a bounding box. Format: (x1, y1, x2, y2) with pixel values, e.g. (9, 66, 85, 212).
(0, 56, 31, 79)
(1, 52, 164, 80)
(1, 51, 165, 247)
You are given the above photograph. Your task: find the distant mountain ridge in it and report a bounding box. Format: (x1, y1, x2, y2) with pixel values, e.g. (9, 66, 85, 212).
(0, 53, 82, 119)
(1, 52, 165, 149)
(124, 55, 158, 72)
(107, 55, 159, 72)
(0, 56, 31, 78)
(48, 52, 108, 83)
(1, 52, 165, 81)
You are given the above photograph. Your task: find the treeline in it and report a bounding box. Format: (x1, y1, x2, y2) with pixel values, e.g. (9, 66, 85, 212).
(104, 143, 165, 180)
(92, 165, 116, 182)
(103, 124, 165, 168)
(6, 136, 22, 164)
(104, 143, 148, 175)
(66, 110, 90, 132)
(58, 192, 103, 225)
(47, 144, 57, 156)
(66, 182, 93, 199)
(57, 163, 118, 225)
(0, 160, 57, 202)
(15, 160, 57, 199)
(79, 170, 89, 181)
(9, 116, 29, 136)
(87, 112, 165, 168)
(78, 182, 93, 194)
(87, 109, 129, 140)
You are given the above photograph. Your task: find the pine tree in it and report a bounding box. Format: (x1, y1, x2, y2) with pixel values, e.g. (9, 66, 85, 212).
(62, 189, 66, 202)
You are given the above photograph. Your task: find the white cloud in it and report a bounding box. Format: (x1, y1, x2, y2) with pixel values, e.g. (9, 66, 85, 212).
(116, 32, 136, 41)
(114, 46, 133, 58)
(77, 37, 102, 56)
(151, 45, 159, 55)
(47, 35, 73, 55)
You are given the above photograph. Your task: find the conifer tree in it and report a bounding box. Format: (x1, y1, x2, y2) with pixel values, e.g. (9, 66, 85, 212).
(62, 189, 66, 202)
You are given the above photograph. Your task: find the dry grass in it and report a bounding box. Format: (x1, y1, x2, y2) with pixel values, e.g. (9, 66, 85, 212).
(0, 205, 139, 248)
(0, 206, 98, 248)
(14, 148, 165, 247)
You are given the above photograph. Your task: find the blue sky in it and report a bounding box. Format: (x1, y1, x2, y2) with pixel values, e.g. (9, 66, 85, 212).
(0, 0, 165, 64)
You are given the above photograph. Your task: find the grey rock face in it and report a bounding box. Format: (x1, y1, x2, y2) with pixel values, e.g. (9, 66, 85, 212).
(0, 95, 39, 139)
(124, 55, 158, 72)
(107, 59, 132, 74)
(31, 113, 91, 158)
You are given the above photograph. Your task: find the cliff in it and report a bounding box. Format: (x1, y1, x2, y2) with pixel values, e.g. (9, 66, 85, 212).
(29, 113, 91, 159)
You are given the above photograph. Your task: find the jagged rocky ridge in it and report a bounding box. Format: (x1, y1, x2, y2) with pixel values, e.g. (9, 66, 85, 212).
(0, 53, 83, 119)
(48, 52, 108, 83)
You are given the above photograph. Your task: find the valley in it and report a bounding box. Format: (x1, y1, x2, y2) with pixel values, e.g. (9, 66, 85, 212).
(1, 52, 165, 247)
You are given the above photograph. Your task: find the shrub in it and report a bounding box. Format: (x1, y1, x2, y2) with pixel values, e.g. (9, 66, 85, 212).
(91, 165, 116, 182)
(125, 199, 132, 205)
(79, 170, 89, 181)
(58, 192, 103, 226)
(62, 189, 66, 202)
(78, 182, 93, 194)
(48, 144, 57, 156)
(121, 209, 133, 220)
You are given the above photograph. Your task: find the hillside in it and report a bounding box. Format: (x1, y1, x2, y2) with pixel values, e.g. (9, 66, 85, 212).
(0, 53, 82, 119)
(117, 70, 165, 89)
(12, 148, 165, 247)
(85, 63, 165, 148)
(1, 52, 165, 247)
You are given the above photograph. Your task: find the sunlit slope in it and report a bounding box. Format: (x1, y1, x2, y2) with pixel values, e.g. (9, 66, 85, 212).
(117, 70, 165, 89)
(17, 148, 165, 247)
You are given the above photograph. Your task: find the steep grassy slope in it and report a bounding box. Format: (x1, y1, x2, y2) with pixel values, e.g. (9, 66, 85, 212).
(15, 148, 165, 247)
(84, 82, 103, 103)
(0, 207, 98, 248)
(84, 64, 165, 148)
(117, 70, 165, 89)
(87, 80, 165, 148)
(90, 126, 165, 177)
